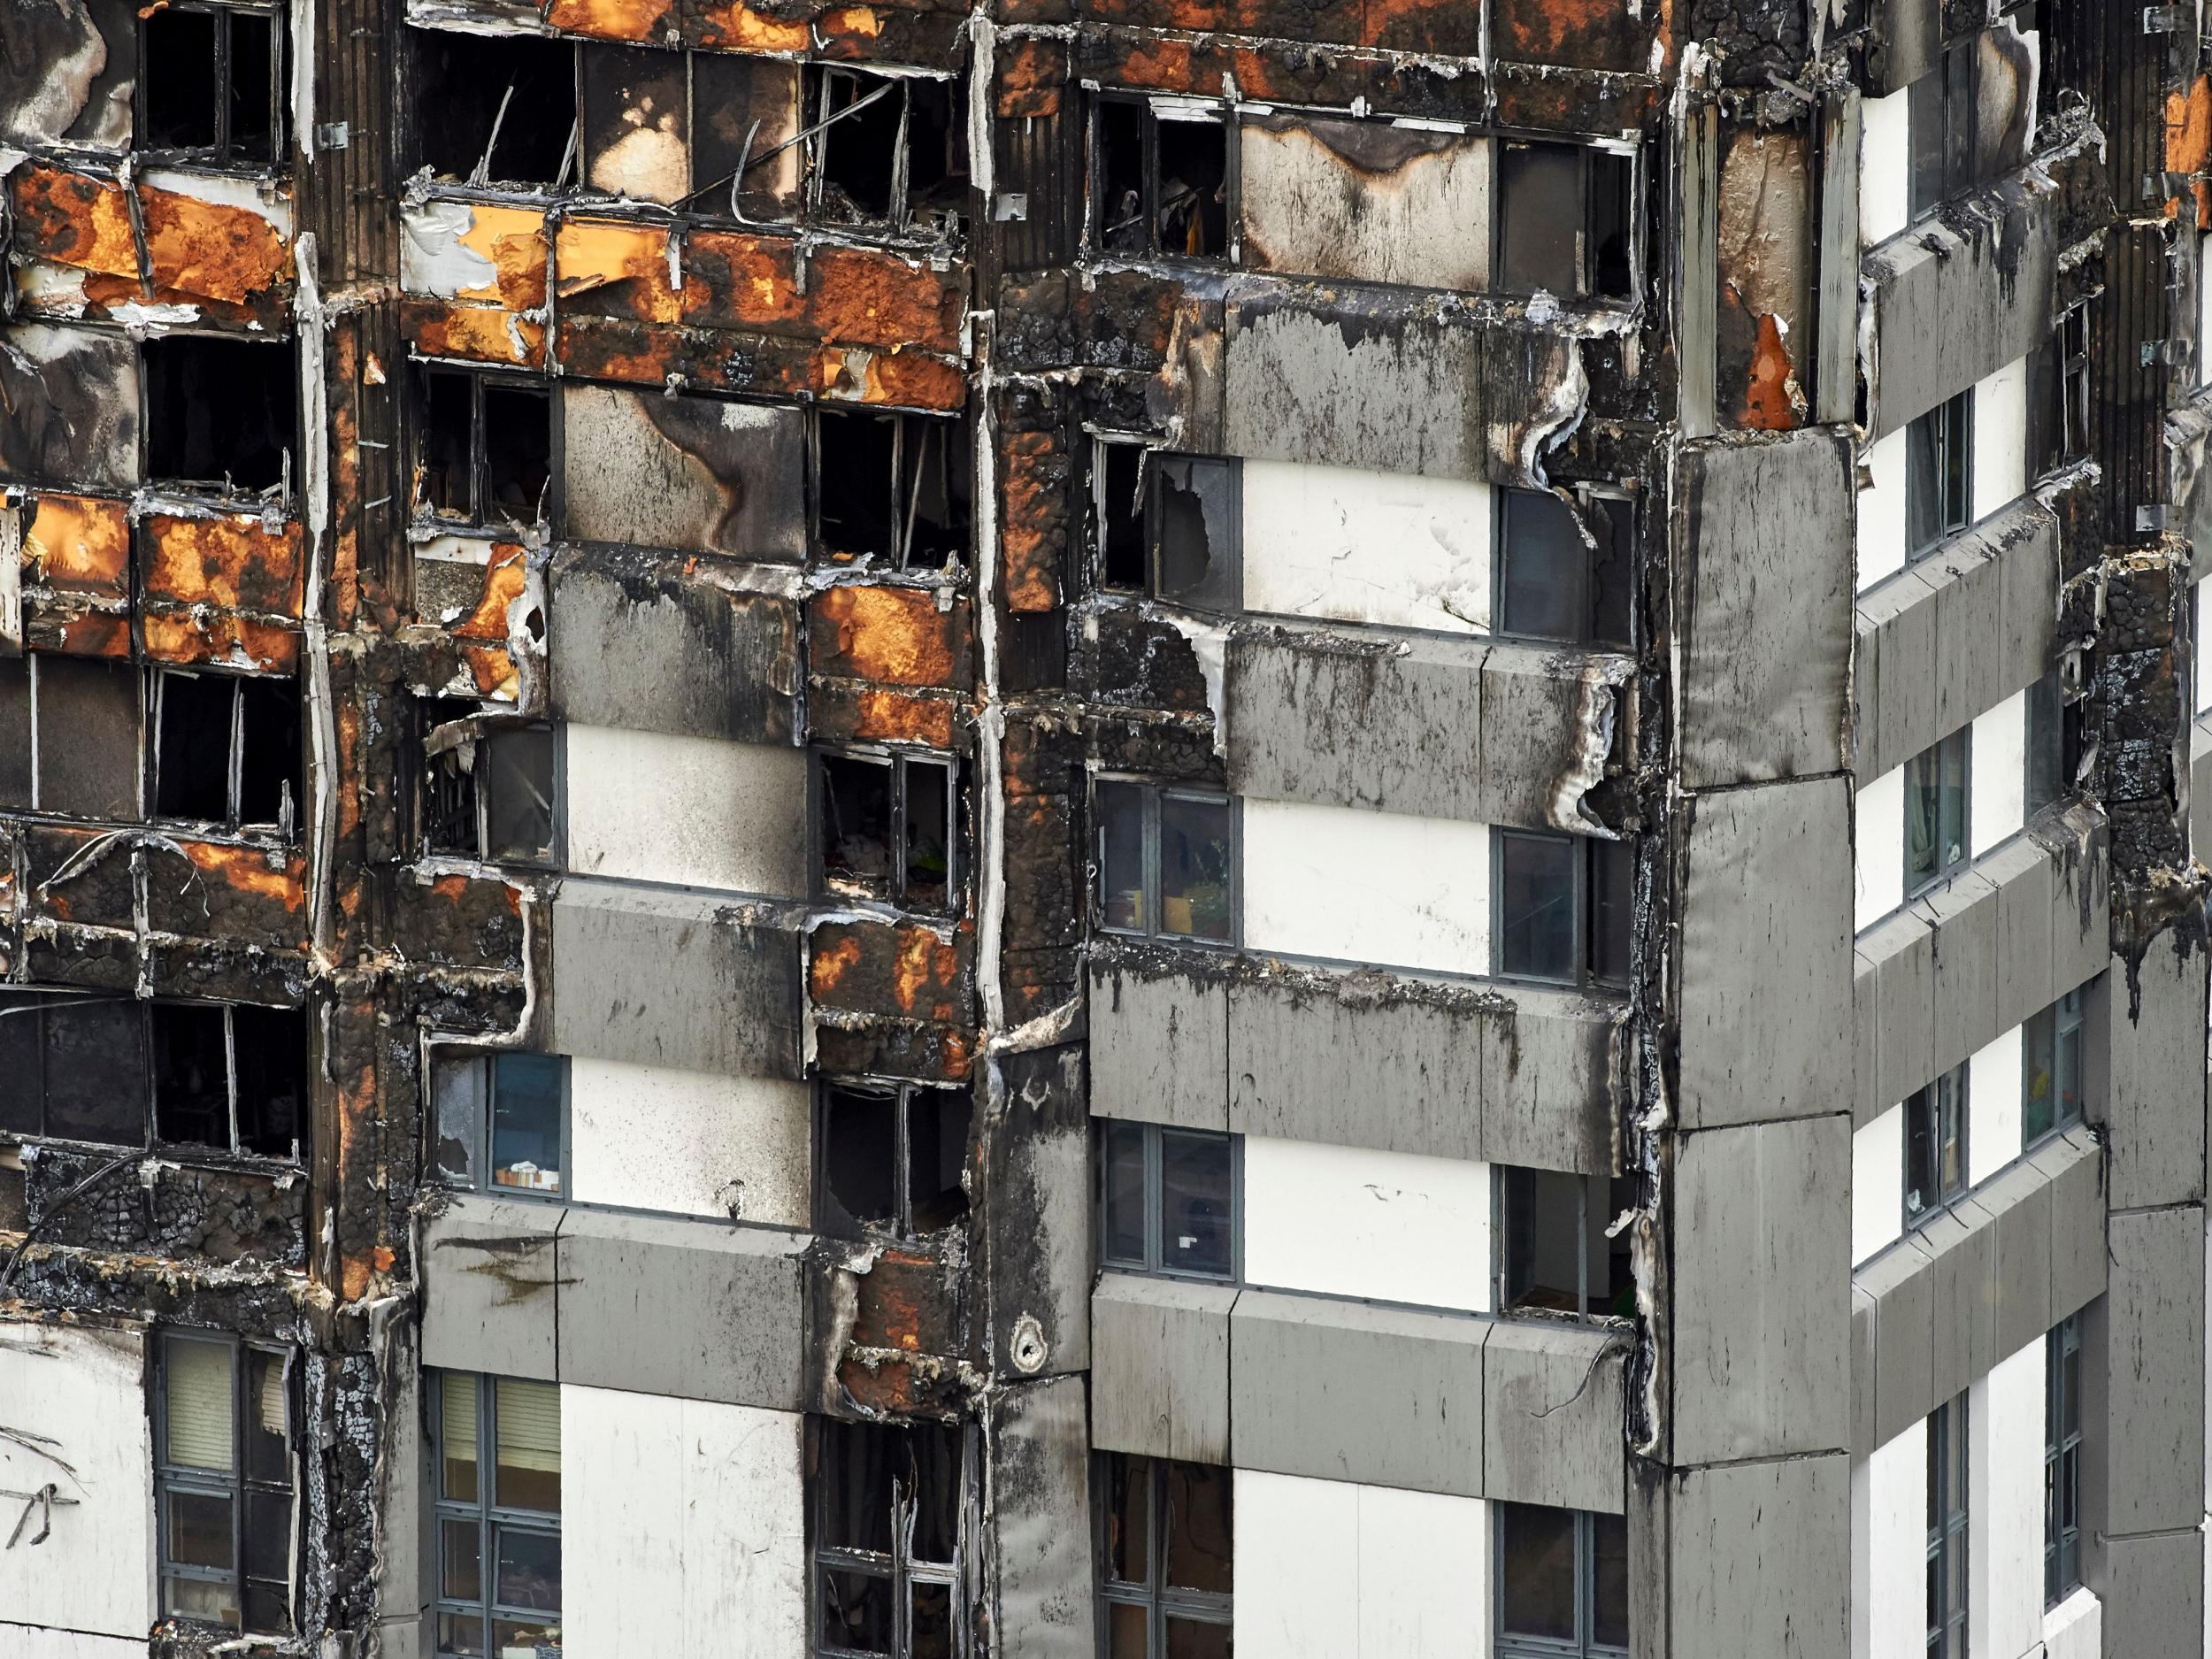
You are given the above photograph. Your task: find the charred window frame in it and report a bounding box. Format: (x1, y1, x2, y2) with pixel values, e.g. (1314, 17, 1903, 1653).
(1908, 40, 1980, 220)
(1906, 389, 1974, 560)
(1493, 829, 1633, 990)
(2034, 305, 2092, 473)
(812, 747, 961, 914)
(429, 1369, 562, 1659)
(137, 1, 284, 166)
(1091, 777, 1237, 946)
(430, 1050, 569, 1201)
(413, 365, 556, 531)
(1097, 1119, 1239, 1281)
(1904, 726, 1971, 897)
(2021, 985, 2085, 1148)
(803, 65, 967, 234)
(2042, 1314, 2083, 1607)
(1904, 1063, 1970, 1228)
(810, 1416, 965, 1659)
(814, 1077, 973, 1241)
(1495, 1502, 1630, 1658)
(1090, 438, 1241, 613)
(1091, 94, 1236, 261)
(151, 668, 300, 838)
(419, 703, 562, 869)
(409, 26, 580, 192)
(1494, 486, 1637, 649)
(155, 1331, 296, 1636)
(1495, 1168, 1638, 1322)
(1927, 1393, 1970, 1659)
(1094, 1453, 1233, 1655)
(1494, 136, 1638, 303)
(815, 408, 974, 569)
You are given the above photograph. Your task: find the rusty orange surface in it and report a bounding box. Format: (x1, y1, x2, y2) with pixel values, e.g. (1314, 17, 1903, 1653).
(849, 688, 957, 747)
(142, 611, 300, 672)
(544, 0, 675, 38)
(11, 164, 291, 310)
(1737, 311, 1800, 432)
(890, 925, 964, 1017)
(462, 643, 519, 700)
(24, 495, 130, 596)
(820, 347, 965, 411)
(556, 218, 683, 323)
(180, 841, 307, 912)
(995, 37, 1065, 117)
(811, 584, 963, 686)
(452, 544, 527, 643)
(2169, 76, 2212, 226)
(403, 299, 547, 367)
(692, 0, 812, 50)
(434, 202, 550, 311)
(34, 608, 133, 657)
(142, 511, 305, 616)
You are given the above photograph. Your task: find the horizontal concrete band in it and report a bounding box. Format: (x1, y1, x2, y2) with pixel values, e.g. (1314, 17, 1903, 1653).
(1852, 802, 2108, 1124)
(1089, 1272, 1625, 1514)
(1088, 939, 1622, 1172)
(1850, 1128, 2102, 1454)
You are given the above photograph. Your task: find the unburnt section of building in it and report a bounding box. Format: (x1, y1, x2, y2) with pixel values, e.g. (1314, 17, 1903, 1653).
(0, 1, 2205, 1657)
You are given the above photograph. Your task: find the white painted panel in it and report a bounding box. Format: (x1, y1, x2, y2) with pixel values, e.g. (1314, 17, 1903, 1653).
(1970, 688, 2026, 858)
(1853, 1103, 1905, 1267)
(1967, 1025, 2024, 1187)
(1864, 1419, 1928, 1659)
(1859, 426, 1909, 594)
(1243, 1137, 1491, 1313)
(1856, 764, 1907, 933)
(1860, 88, 1911, 249)
(0, 1628, 146, 1659)
(0, 1322, 155, 1640)
(1351, 1485, 1488, 1658)
(1240, 458, 1493, 636)
(1239, 122, 1491, 293)
(2197, 577, 2212, 716)
(1969, 1342, 2045, 1659)
(2044, 1588, 2102, 1659)
(565, 725, 807, 897)
(568, 1058, 810, 1225)
(2200, 242, 2212, 388)
(1241, 798, 1490, 976)
(1969, 357, 2029, 524)
(563, 1386, 807, 1659)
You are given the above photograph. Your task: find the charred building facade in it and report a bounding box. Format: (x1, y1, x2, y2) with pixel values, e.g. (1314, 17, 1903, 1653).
(0, 0, 2207, 1655)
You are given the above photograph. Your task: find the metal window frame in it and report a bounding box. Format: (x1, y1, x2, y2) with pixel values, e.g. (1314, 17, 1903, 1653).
(811, 406, 969, 571)
(150, 666, 296, 836)
(810, 744, 964, 916)
(134, 0, 288, 166)
(2042, 1315, 2083, 1607)
(1902, 725, 1973, 901)
(1093, 1451, 1234, 1652)
(1088, 92, 1240, 263)
(415, 364, 555, 532)
(428, 1369, 563, 1659)
(2021, 984, 2087, 1151)
(1493, 827, 1626, 990)
(808, 1417, 970, 1659)
(1903, 1062, 1971, 1231)
(473, 721, 564, 870)
(2059, 304, 2093, 458)
(1925, 1392, 1971, 1658)
(1490, 132, 1644, 307)
(1084, 437, 1242, 608)
(1494, 1167, 1628, 1323)
(155, 1328, 298, 1636)
(430, 1049, 571, 1202)
(1906, 390, 1977, 563)
(1094, 1118, 1241, 1284)
(1088, 774, 1240, 948)
(1494, 1505, 1631, 1659)
(811, 1074, 972, 1240)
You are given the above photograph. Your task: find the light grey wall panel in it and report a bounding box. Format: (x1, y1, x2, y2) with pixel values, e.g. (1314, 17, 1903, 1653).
(989, 1374, 1095, 1659)
(1087, 1274, 1233, 1465)
(1859, 1232, 1934, 1450)
(2037, 1130, 2107, 1324)
(1087, 956, 1229, 1132)
(2098, 1204, 2208, 1537)
(1859, 908, 1935, 1123)
(1850, 1285, 1877, 1458)
(1662, 1454, 1850, 1659)
(1977, 1158, 2053, 1363)
(1857, 565, 1939, 780)
(2042, 803, 2111, 995)
(1923, 869, 2000, 1081)
(2093, 946, 2208, 1211)
(419, 1194, 560, 1382)
(1475, 985, 1620, 1172)
(2193, 715, 2212, 864)
(2099, 1529, 2208, 1659)
(1919, 1203, 1995, 1409)
(1482, 1319, 1626, 1515)
(1985, 833, 2057, 1028)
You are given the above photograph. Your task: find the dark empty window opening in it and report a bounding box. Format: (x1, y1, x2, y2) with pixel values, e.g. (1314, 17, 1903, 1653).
(419, 703, 559, 867)
(153, 1002, 308, 1159)
(1094, 96, 1232, 259)
(815, 749, 958, 912)
(1497, 487, 1636, 648)
(2038, 306, 2091, 473)
(1096, 1454, 1233, 1656)
(2024, 669, 2080, 816)
(1906, 389, 1973, 558)
(811, 1417, 964, 1659)
(817, 410, 973, 569)
(1904, 1063, 1968, 1227)
(1090, 442, 1240, 612)
(1093, 777, 1234, 944)
(411, 27, 579, 190)
(1909, 41, 1979, 221)
(415, 366, 552, 529)
(153, 669, 299, 836)
(1494, 828, 1633, 989)
(1498, 1168, 1638, 1321)
(1497, 1502, 1628, 1658)
(144, 335, 296, 497)
(806, 66, 966, 234)
(1497, 139, 1637, 303)
(431, 1050, 567, 1199)
(1904, 726, 1970, 897)
(140, 3, 282, 165)
(816, 1079, 972, 1240)
(1099, 1118, 1236, 1280)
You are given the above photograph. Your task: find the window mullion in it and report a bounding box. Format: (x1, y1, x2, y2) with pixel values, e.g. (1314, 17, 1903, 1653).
(894, 1083, 913, 1237)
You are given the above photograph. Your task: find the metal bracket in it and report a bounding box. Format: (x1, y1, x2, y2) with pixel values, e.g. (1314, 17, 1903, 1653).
(2144, 5, 2193, 32)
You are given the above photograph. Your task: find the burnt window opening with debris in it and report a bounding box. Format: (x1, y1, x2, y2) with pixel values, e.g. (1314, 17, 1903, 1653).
(411, 26, 580, 191)
(1496, 1503, 1629, 1659)
(1904, 726, 1970, 897)
(415, 365, 554, 530)
(1093, 96, 1233, 260)
(156, 1331, 296, 1636)
(817, 409, 974, 568)
(1494, 829, 1632, 990)
(432, 1051, 567, 1201)
(1099, 1119, 1237, 1280)
(804, 65, 967, 234)
(419, 703, 561, 869)
(152, 669, 299, 836)
(816, 1079, 972, 1241)
(431, 1370, 562, 1659)
(1904, 1062, 1969, 1227)
(1093, 778, 1235, 945)
(1096, 1453, 1233, 1657)
(1497, 1168, 1638, 1322)
(815, 749, 959, 913)
(0, 654, 142, 820)
(2022, 985, 2085, 1148)
(811, 1416, 964, 1659)
(2033, 306, 2093, 474)
(1091, 441, 1240, 613)
(1496, 487, 1636, 649)
(1906, 389, 1973, 559)
(1496, 139, 1636, 303)
(144, 335, 296, 497)
(138, 2, 283, 165)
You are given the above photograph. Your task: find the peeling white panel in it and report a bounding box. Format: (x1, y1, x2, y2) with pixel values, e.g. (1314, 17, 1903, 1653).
(1860, 88, 1911, 250)
(562, 1387, 807, 1659)
(1969, 356, 2029, 524)
(1862, 1418, 1926, 1659)
(564, 726, 807, 897)
(1858, 426, 1909, 594)
(1970, 687, 2027, 857)
(2044, 1588, 2102, 1659)
(1238, 120, 1491, 293)
(2196, 577, 2212, 716)
(1852, 1103, 1904, 1267)
(1855, 764, 1906, 934)
(1970, 1342, 2046, 1659)
(139, 168, 294, 235)
(1241, 797, 1490, 976)
(0, 1322, 156, 1640)
(1240, 458, 1493, 636)
(1233, 1470, 1486, 1659)
(1242, 1137, 1492, 1313)
(401, 200, 500, 297)
(1967, 1024, 2024, 1186)
(569, 1058, 810, 1225)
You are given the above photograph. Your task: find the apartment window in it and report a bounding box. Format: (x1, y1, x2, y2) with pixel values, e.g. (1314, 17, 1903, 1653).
(1092, 778, 1235, 944)
(1096, 1454, 1233, 1658)
(817, 410, 973, 569)
(2043, 1315, 2083, 1606)
(139, 2, 282, 165)
(156, 1332, 295, 1634)
(1094, 96, 1232, 259)
(812, 1417, 963, 1658)
(152, 669, 300, 835)
(1099, 1120, 1236, 1280)
(1908, 41, 1978, 219)
(431, 1051, 567, 1199)
(1906, 390, 1973, 558)
(144, 335, 296, 496)
(431, 1370, 562, 1659)
(2022, 987, 2085, 1148)
(1496, 139, 1636, 302)
(815, 748, 959, 912)
(2037, 305, 2092, 472)
(806, 65, 966, 232)
(1926, 1394, 1970, 1659)
(420, 703, 559, 866)
(2024, 670, 2078, 814)
(1496, 487, 1635, 648)
(1494, 829, 1634, 988)
(1497, 1169, 1638, 1321)
(1904, 728, 1970, 896)
(1496, 1502, 1628, 1658)
(412, 28, 579, 190)
(0, 990, 306, 1158)
(416, 366, 555, 528)
(816, 1079, 972, 1240)
(1092, 442, 1240, 613)
(1904, 1064, 1968, 1227)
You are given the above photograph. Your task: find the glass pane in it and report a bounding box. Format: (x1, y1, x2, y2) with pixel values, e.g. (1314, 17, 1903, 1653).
(1101, 1119, 1148, 1267)
(437, 1609, 488, 1657)
(244, 1489, 292, 1580)
(1152, 456, 1238, 613)
(434, 1056, 487, 1187)
(1105, 1455, 1149, 1586)
(43, 996, 146, 1144)
(1588, 495, 1636, 648)
(1504, 1168, 1584, 1313)
(1908, 66, 1944, 219)
(818, 1418, 894, 1555)
(495, 1378, 562, 1513)
(1097, 780, 1147, 932)
(0, 994, 41, 1134)
(2055, 993, 2083, 1126)
(1944, 42, 1977, 198)
(1165, 1617, 1231, 1659)
(1906, 406, 1943, 557)
(1936, 1071, 1966, 1202)
(442, 1374, 480, 1503)
(152, 1002, 231, 1150)
(1938, 729, 1969, 872)
(443, 1517, 484, 1602)
(243, 1578, 292, 1637)
(483, 728, 557, 864)
(1500, 488, 1587, 642)
(245, 1349, 289, 1482)
(490, 1055, 563, 1196)
(909, 1421, 963, 1566)
(911, 1580, 954, 1659)
(1499, 1502, 1578, 1641)
(1593, 1511, 1630, 1648)
(1589, 838, 1634, 987)
(490, 1616, 562, 1656)
(495, 1526, 562, 1613)
(1158, 795, 1233, 942)
(1498, 832, 1577, 982)
(2026, 672, 2066, 813)
(1905, 747, 1940, 891)
(821, 1084, 898, 1236)
(165, 1336, 235, 1471)
(907, 1086, 972, 1234)
(1158, 1131, 1233, 1278)
(822, 753, 895, 898)
(1499, 143, 1581, 295)
(2022, 1003, 2055, 1146)
(1107, 1601, 1149, 1659)
(166, 1486, 234, 1571)
(165, 1574, 237, 1627)
(1905, 1086, 1935, 1220)
(1163, 1461, 1232, 1594)
(820, 1569, 895, 1654)
(903, 757, 955, 909)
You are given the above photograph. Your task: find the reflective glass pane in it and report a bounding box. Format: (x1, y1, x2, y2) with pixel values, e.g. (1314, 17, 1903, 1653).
(495, 1526, 562, 1613)
(1152, 456, 1238, 613)
(436, 1609, 488, 1657)
(494, 1379, 561, 1514)
(1158, 795, 1232, 942)
(167, 1488, 234, 1570)
(1163, 1460, 1232, 1594)
(1101, 1120, 1147, 1267)
(1499, 832, 1577, 982)
(243, 1578, 292, 1636)
(483, 728, 557, 864)
(490, 1616, 561, 1656)
(1590, 838, 1634, 988)
(1905, 1086, 1936, 1220)
(1097, 780, 1146, 932)
(1158, 1131, 1233, 1278)
(243, 1490, 291, 1580)
(443, 1517, 483, 1602)
(1593, 1511, 1630, 1649)
(1906, 406, 1944, 557)
(433, 1056, 486, 1187)
(489, 1055, 563, 1196)
(165, 1574, 237, 1626)
(1500, 488, 1587, 642)
(1499, 1502, 1577, 1641)
(2022, 1003, 2056, 1146)
(1908, 66, 1944, 218)
(820, 1569, 895, 1654)
(1499, 143, 1581, 295)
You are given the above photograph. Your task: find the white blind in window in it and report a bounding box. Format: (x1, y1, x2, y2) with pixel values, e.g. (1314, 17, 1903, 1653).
(441, 1372, 480, 1460)
(165, 1339, 234, 1472)
(495, 1379, 560, 1473)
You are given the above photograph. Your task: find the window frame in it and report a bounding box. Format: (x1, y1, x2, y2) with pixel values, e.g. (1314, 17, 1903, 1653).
(802, 63, 965, 234)
(1088, 435, 1243, 612)
(1903, 1063, 1970, 1230)
(429, 1049, 572, 1202)
(1903, 726, 1972, 900)
(2021, 985, 2085, 1149)
(1094, 1452, 1234, 1653)
(1089, 92, 1239, 263)
(419, 705, 565, 870)
(2055, 305, 2093, 463)
(1907, 38, 1979, 221)
(1491, 827, 1634, 991)
(812, 1074, 973, 1242)
(1905, 390, 1975, 562)
(1492, 133, 1640, 305)
(411, 364, 557, 532)
(812, 406, 974, 571)
(1494, 1167, 1637, 1324)
(810, 1417, 967, 1659)
(1089, 774, 1240, 947)
(154, 1328, 296, 1636)
(1926, 1392, 1970, 1659)
(1095, 1119, 1241, 1284)
(1494, 1503, 1631, 1659)
(810, 744, 964, 916)
(1493, 484, 1638, 649)
(428, 1368, 563, 1659)
(135, 0, 287, 168)
(2042, 1314, 2083, 1608)
(150, 666, 300, 839)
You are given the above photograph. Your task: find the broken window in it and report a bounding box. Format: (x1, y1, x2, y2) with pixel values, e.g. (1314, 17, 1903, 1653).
(1496, 139, 1637, 303)
(805, 65, 967, 234)
(815, 748, 959, 913)
(1096, 1454, 1233, 1658)
(431, 1051, 567, 1200)
(1093, 96, 1232, 260)
(0, 653, 143, 819)
(415, 365, 553, 529)
(816, 1079, 972, 1240)
(157, 1331, 296, 1635)
(2043, 1314, 2083, 1607)
(420, 703, 560, 868)
(1908, 41, 1979, 220)
(2033, 305, 2092, 474)
(1098, 1119, 1235, 1280)
(2022, 986, 2085, 1148)
(432, 1369, 562, 1659)
(139, 2, 282, 165)
(1496, 488, 1636, 648)
(411, 27, 579, 190)
(1091, 441, 1240, 612)
(1092, 779, 1234, 945)
(1904, 1062, 1969, 1226)
(144, 335, 296, 496)
(1497, 1168, 1638, 1321)
(1906, 389, 1973, 558)
(152, 669, 299, 835)
(1904, 726, 1970, 896)
(0, 988, 147, 1145)
(1496, 1502, 1628, 1659)
(1494, 829, 1632, 989)
(1927, 1393, 1970, 1658)
(817, 410, 974, 569)
(811, 1416, 964, 1658)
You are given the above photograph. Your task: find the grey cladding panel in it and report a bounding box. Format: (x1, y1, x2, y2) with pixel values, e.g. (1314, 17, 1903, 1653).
(2194, 716, 2212, 864)
(2100, 1204, 2208, 1536)
(2099, 941, 2208, 1211)
(419, 1194, 561, 1382)
(2034, 1130, 2106, 1324)
(1477, 987, 1617, 1173)
(1859, 1233, 1935, 1449)
(1977, 1159, 2053, 1363)
(1663, 1454, 1850, 1659)
(1482, 1320, 1625, 1514)
(983, 1045, 1093, 1379)
(1923, 871, 2000, 1079)
(1985, 834, 2057, 1031)
(1087, 959, 1229, 1131)
(1918, 1204, 1995, 1409)
(989, 1375, 1096, 1659)
(1088, 1274, 1233, 1465)
(2101, 1531, 2208, 1659)
(0, 324, 140, 494)
(560, 384, 808, 563)
(1478, 647, 1629, 835)
(1850, 1285, 1877, 1458)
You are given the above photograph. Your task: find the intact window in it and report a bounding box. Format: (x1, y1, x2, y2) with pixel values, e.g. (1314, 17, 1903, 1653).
(431, 1369, 562, 1659)
(431, 1051, 567, 1200)
(2043, 1315, 2082, 1606)
(415, 365, 553, 529)
(1906, 390, 1973, 558)
(1496, 139, 1636, 302)
(1908, 42, 1978, 220)
(1904, 727, 1970, 896)
(811, 1417, 963, 1659)
(411, 27, 579, 190)
(1091, 441, 1240, 612)
(1496, 1502, 1628, 1658)
(156, 1331, 296, 1635)
(817, 409, 974, 569)
(2024, 670, 2078, 815)
(816, 749, 960, 913)
(153, 669, 300, 835)
(1096, 1453, 1233, 1657)
(807, 65, 966, 234)
(139, 2, 282, 165)
(1927, 1393, 1970, 1658)
(1092, 778, 1234, 944)
(1497, 1168, 1638, 1321)
(1094, 96, 1233, 260)
(816, 1079, 972, 1240)
(1496, 487, 1635, 648)
(144, 335, 296, 496)
(1099, 1119, 1236, 1281)
(1904, 1064, 1968, 1226)
(1494, 829, 1633, 989)
(2021, 987, 2085, 1148)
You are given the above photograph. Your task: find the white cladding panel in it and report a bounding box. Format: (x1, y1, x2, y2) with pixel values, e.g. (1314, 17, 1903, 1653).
(1857, 764, 1907, 933)
(1242, 1137, 1492, 1313)
(1241, 798, 1492, 976)
(1970, 689, 2027, 859)
(1856, 1418, 1928, 1659)
(1970, 1341, 2047, 1659)
(564, 726, 807, 897)
(1240, 458, 1494, 636)
(1853, 1103, 1905, 1267)
(1860, 88, 1911, 249)
(1967, 1025, 2024, 1187)
(1969, 357, 2030, 525)
(568, 1057, 811, 1225)
(0, 1630, 147, 1659)
(1858, 426, 1909, 594)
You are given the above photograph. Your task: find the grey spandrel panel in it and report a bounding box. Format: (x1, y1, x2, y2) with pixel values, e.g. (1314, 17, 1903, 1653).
(1984, 833, 2058, 1032)
(1920, 1199, 1996, 1407)
(1921, 868, 2000, 1081)
(1853, 947, 1884, 1127)
(1993, 510, 2059, 709)
(2099, 941, 2208, 1211)
(1976, 1158, 2054, 1365)
(1663, 1455, 1850, 1659)
(1851, 1283, 1878, 1458)
(1857, 566, 1941, 781)
(2033, 1130, 2107, 1324)
(2193, 716, 2212, 864)
(989, 1374, 1096, 1659)
(2101, 1530, 2208, 1659)
(1088, 1272, 1233, 1465)
(1858, 1231, 1937, 1448)
(1087, 958, 1230, 1132)
(1474, 987, 1618, 1173)
(419, 1193, 561, 1382)
(1482, 1317, 1625, 1515)
(1862, 906, 1937, 1118)
(1925, 535, 2001, 741)
(2100, 1204, 2208, 1537)
(1478, 645, 1628, 836)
